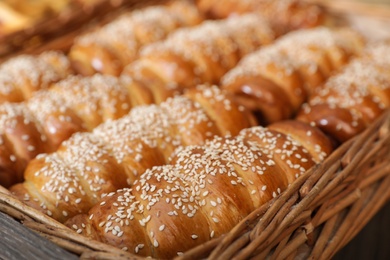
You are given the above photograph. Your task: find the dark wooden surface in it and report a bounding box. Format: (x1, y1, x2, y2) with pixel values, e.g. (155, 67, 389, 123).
(0, 211, 77, 260)
(0, 202, 389, 259)
(333, 201, 390, 260)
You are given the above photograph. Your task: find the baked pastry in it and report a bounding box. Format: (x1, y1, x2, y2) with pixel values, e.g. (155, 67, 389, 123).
(297, 41, 390, 143)
(69, 0, 204, 76)
(0, 51, 72, 103)
(64, 119, 332, 258)
(122, 13, 276, 100)
(195, 0, 327, 34)
(221, 27, 364, 124)
(9, 85, 256, 222)
(0, 74, 142, 187)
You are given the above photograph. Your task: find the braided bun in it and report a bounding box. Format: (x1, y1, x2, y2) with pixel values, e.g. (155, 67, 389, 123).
(10, 85, 255, 222)
(65, 120, 332, 258)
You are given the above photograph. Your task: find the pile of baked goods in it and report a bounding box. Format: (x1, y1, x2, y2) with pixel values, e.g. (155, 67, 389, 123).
(0, 0, 389, 258)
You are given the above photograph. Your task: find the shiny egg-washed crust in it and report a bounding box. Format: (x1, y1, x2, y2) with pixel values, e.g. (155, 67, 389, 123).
(0, 51, 72, 103)
(69, 0, 204, 76)
(0, 74, 147, 187)
(297, 41, 390, 143)
(64, 120, 332, 258)
(195, 0, 326, 34)
(122, 13, 276, 93)
(221, 27, 365, 124)
(10, 85, 256, 222)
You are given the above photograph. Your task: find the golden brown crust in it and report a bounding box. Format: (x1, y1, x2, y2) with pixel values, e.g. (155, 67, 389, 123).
(125, 51, 200, 91)
(11, 86, 255, 222)
(297, 104, 366, 143)
(184, 85, 257, 136)
(0, 51, 72, 103)
(0, 74, 148, 187)
(297, 42, 390, 143)
(195, 0, 327, 34)
(65, 123, 328, 258)
(17, 133, 129, 222)
(49, 75, 133, 130)
(221, 27, 364, 124)
(26, 91, 86, 149)
(69, 0, 204, 76)
(268, 120, 333, 163)
(122, 13, 276, 93)
(0, 103, 50, 186)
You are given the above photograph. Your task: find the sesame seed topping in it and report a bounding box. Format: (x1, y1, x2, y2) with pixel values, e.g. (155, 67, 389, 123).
(71, 0, 202, 72)
(141, 13, 274, 85)
(0, 51, 71, 101)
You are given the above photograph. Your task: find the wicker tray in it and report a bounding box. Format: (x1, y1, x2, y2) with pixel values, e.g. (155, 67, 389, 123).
(0, 0, 390, 259)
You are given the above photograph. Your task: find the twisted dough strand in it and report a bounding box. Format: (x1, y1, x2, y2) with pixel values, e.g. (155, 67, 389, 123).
(69, 0, 204, 76)
(195, 0, 326, 34)
(0, 74, 142, 187)
(10, 85, 255, 222)
(64, 120, 332, 258)
(221, 27, 364, 124)
(122, 13, 276, 100)
(0, 51, 72, 103)
(297, 41, 390, 142)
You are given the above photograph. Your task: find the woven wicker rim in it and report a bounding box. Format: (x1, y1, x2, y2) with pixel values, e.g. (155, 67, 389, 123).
(0, 108, 389, 259)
